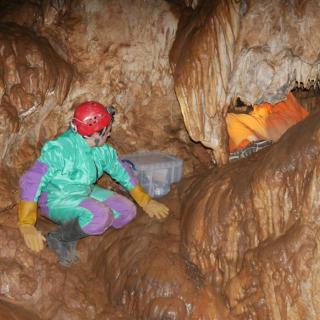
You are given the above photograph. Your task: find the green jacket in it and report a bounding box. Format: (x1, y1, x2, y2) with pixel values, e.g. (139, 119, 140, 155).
(19, 129, 138, 208)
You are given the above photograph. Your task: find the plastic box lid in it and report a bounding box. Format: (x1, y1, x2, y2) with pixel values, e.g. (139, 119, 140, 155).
(121, 151, 183, 198)
(123, 151, 181, 169)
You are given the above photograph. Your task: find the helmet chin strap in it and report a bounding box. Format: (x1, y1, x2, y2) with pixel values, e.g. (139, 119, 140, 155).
(94, 138, 100, 147)
(107, 105, 116, 118)
(99, 125, 108, 136)
(70, 121, 78, 133)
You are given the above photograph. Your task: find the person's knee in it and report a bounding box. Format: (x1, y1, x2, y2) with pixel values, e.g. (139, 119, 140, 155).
(94, 212, 113, 234)
(112, 201, 136, 229)
(126, 201, 137, 222)
(120, 199, 137, 223)
(81, 208, 114, 235)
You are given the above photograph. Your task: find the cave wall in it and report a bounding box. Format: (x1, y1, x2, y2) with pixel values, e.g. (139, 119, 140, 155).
(0, 300, 41, 320)
(3, 107, 320, 320)
(180, 111, 320, 319)
(170, 0, 320, 164)
(1, 0, 320, 319)
(0, 21, 73, 212)
(0, 0, 211, 213)
(170, 0, 242, 164)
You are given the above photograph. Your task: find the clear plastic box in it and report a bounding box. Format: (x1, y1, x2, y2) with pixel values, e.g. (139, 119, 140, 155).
(121, 151, 183, 198)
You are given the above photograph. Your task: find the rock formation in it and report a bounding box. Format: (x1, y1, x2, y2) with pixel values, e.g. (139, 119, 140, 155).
(0, 0, 320, 319)
(171, 0, 320, 164)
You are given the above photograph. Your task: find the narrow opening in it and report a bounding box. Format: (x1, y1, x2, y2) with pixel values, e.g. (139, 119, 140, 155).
(226, 82, 320, 161)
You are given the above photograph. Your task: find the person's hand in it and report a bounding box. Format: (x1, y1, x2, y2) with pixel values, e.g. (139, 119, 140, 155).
(142, 199, 170, 219)
(129, 184, 169, 219)
(19, 224, 45, 252)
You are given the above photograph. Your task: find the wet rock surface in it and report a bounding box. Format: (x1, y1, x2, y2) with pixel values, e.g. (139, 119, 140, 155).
(1, 0, 320, 319)
(0, 300, 41, 320)
(1, 111, 319, 319)
(0, 22, 73, 212)
(181, 111, 320, 318)
(0, 0, 211, 213)
(171, 0, 320, 164)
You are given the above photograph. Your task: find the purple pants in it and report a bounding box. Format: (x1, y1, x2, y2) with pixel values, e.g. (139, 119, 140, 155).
(39, 185, 137, 235)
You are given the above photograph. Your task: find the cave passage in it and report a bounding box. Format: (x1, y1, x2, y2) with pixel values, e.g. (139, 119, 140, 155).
(1, 1, 320, 320)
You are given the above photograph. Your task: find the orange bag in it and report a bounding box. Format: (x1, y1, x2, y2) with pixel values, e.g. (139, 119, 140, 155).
(226, 93, 308, 152)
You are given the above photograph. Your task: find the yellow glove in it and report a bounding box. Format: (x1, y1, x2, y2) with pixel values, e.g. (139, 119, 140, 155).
(142, 199, 169, 219)
(129, 185, 169, 219)
(129, 185, 151, 207)
(18, 201, 45, 252)
(18, 200, 37, 225)
(19, 225, 45, 252)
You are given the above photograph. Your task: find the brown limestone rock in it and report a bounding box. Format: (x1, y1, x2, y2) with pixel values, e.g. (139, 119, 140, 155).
(88, 197, 232, 319)
(0, 101, 19, 161)
(0, 220, 132, 320)
(2, 1, 320, 319)
(5, 112, 320, 319)
(0, 300, 41, 320)
(229, 0, 320, 105)
(171, 0, 320, 164)
(0, 166, 18, 213)
(170, 0, 241, 164)
(226, 223, 317, 319)
(0, 22, 73, 211)
(3, 98, 320, 320)
(0, 0, 208, 181)
(181, 111, 320, 319)
(0, 23, 72, 115)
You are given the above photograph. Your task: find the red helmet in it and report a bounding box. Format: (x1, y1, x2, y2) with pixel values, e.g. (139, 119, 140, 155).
(72, 101, 112, 136)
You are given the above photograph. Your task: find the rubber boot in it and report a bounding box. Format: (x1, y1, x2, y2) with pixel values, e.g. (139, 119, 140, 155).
(46, 218, 87, 267)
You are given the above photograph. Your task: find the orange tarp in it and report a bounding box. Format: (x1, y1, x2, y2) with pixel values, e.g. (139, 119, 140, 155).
(226, 92, 309, 152)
